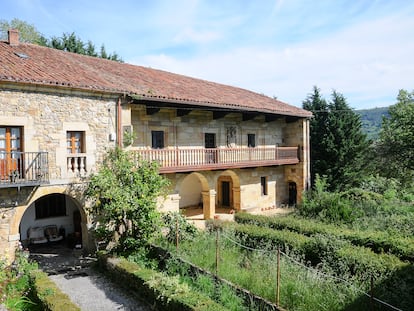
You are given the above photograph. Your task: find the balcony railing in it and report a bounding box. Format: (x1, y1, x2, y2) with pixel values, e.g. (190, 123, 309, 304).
(131, 146, 299, 173)
(0, 152, 49, 188)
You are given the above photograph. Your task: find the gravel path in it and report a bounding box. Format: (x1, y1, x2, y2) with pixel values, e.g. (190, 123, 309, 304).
(49, 267, 151, 311)
(29, 244, 152, 311)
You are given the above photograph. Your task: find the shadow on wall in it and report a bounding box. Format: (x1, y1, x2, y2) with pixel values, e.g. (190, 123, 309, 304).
(343, 264, 414, 311)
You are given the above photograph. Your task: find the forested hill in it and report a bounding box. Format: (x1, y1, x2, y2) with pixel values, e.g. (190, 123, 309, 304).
(356, 107, 389, 140)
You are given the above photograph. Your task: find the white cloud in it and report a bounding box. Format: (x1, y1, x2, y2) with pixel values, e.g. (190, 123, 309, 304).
(130, 5, 414, 109)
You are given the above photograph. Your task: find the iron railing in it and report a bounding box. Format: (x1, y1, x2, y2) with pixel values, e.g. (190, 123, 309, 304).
(0, 152, 49, 187)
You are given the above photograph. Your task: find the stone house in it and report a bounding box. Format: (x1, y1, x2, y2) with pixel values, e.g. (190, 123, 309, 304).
(0, 29, 311, 263)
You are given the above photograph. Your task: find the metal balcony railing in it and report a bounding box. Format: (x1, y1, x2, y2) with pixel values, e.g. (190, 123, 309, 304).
(0, 152, 49, 187)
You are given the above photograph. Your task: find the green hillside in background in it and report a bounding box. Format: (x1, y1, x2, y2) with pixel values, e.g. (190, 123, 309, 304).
(356, 107, 389, 140)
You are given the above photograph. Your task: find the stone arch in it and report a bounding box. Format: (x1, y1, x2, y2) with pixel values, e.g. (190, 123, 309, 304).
(10, 186, 89, 251)
(216, 170, 241, 211)
(178, 172, 215, 220)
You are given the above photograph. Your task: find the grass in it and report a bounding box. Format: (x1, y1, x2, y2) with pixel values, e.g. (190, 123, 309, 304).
(155, 229, 365, 311)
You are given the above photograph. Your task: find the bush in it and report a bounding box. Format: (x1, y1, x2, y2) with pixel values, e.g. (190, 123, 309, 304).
(234, 213, 414, 261)
(98, 254, 229, 311)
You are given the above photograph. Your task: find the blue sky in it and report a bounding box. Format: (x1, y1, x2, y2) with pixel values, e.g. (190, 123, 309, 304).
(1, 0, 413, 109)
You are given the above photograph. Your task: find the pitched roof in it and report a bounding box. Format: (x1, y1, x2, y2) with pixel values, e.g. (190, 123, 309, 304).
(0, 40, 312, 117)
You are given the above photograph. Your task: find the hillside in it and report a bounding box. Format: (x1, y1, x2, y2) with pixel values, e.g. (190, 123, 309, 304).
(356, 107, 389, 140)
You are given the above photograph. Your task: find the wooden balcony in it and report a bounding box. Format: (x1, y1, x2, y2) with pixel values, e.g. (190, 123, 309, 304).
(0, 152, 49, 188)
(131, 146, 299, 173)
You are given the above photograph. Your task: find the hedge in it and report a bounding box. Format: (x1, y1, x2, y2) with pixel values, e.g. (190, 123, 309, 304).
(29, 269, 80, 311)
(230, 223, 408, 282)
(97, 253, 229, 311)
(234, 213, 414, 261)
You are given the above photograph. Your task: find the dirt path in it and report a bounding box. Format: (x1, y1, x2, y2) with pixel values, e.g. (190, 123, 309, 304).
(29, 244, 151, 311)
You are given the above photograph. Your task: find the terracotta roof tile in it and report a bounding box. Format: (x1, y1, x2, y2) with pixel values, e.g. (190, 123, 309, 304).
(0, 41, 311, 117)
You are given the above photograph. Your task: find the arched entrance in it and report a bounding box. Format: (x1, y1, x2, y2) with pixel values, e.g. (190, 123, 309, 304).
(288, 182, 297, 206)
(9, 187, 89, 253)
(217, 170, 241, 211)
(19, 193, 85, 249)
(178, 172, 212, 219)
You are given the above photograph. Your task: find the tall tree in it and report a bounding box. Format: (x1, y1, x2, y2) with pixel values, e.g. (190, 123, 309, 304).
(303, 87, 369, 191)
(0, 18, 42, 43)
(376, 89, 414, 184)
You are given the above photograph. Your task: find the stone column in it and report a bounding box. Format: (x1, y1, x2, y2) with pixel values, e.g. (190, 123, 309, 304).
(202, 189, 216, 220)
(233, 187, 241, 211)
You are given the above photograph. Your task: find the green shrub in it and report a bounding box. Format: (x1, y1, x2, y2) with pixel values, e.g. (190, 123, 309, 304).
(98, 255, 229, 311)
(235, 213, 414, 261)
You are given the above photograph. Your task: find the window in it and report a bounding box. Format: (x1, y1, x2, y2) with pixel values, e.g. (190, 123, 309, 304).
(248, 134, 256, 147)
(205, 133, 216, 148)
(261, 176, 268, 195)
(0, 127, 22, 178)
(67, 131, 84, 154)
(35, 194, 66, 219)
(152, 131, 164, 149)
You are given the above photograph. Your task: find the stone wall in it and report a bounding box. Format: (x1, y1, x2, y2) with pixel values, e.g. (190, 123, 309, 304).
(0, 85, 118, 263)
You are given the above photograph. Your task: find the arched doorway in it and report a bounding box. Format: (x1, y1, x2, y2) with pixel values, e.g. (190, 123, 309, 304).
(217, 170, 241, 211)
(178, 172, 210, 219)
(15, 190, 88, 252)
(288, 182, 297, 206)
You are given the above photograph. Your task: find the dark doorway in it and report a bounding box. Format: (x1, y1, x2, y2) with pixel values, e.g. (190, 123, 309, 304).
(288, 182, 297, 206)
(205, 133, 217, 163)
(221, 181, 230, 207)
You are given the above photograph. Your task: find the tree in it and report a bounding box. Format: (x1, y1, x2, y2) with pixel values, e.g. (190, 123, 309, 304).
(303, 87, 369, 191)
(1, 18, 123, 62)
(0, 18, 42, 43)
(376, 89, 414, 184)
(85, 148, 169, 252)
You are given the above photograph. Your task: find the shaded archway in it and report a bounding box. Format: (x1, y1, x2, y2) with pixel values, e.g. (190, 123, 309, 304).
(178, 172, 213, 219)
(10, 186, 89, 252)
(216, 170, 241, 211)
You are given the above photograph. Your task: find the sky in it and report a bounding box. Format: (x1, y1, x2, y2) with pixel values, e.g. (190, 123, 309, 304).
(1, 0, 413, 109)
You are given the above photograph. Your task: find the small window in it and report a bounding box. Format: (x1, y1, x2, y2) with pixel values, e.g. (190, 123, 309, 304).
(261, 176, 268, 195)
(152, 131, 164, 149)
(248, 134, 256, 147)
(67, 131, 85, 154)
(35, 194, 66, 219)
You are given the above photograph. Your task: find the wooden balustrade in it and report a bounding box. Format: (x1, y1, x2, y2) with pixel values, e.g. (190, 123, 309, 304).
(131, 146, 299, 173)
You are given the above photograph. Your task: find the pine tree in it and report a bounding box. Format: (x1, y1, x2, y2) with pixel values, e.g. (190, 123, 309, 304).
(303, 87, 369, 190)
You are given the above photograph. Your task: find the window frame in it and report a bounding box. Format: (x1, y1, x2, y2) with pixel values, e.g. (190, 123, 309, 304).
(247, 133, 256, 148)
(66, 131, 85, 154)
(35, 194, 67, 219)
(151, 131, 165, 149)
(261, 176, 268, 196)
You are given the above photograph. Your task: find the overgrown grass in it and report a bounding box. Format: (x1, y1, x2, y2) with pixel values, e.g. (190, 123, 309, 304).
(0, 251, 42, 311)
(155, 229, 366, 311)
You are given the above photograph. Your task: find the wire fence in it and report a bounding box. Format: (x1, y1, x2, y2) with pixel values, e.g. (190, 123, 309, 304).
(163, 222, 403, 311)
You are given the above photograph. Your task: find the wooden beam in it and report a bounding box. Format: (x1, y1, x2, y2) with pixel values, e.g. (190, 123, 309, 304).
(242, 113, 257, 121)
(265, 114, 280, 122)
(177, 109, 191, 117)
(146, 107, 160, 115)
(213, 111, 229, 120)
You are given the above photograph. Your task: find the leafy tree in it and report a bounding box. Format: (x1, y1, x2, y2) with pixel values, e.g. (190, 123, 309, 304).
(376, 89, 414, 184)
(0, 18, 42, 43)
(1, 18, 123, 62)
(85, 148, 169, 252)
(303, 87, 369, 190)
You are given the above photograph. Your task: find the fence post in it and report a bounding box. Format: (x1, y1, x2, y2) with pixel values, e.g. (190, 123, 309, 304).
(216, 229, 220, 276)
(370, 275, 374, 311)
(175, 217, 179, 253)
(276, 247, 281, 306)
